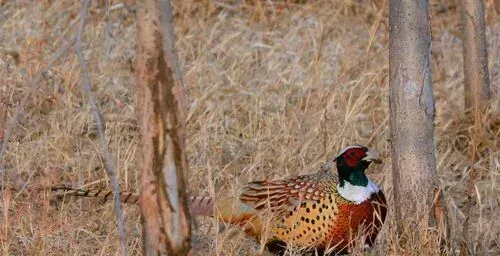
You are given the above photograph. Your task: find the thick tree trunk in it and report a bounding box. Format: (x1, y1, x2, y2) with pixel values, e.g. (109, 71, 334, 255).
(389, 0, 442, 247)
(136, 0, 191, 255)
(461, 0, 490, 111)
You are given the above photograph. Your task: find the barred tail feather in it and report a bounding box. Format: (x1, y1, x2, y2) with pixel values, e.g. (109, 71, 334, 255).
(189, 196, 215, 216)
(52, 187, 217, 217)
(51, 187, 140, 205)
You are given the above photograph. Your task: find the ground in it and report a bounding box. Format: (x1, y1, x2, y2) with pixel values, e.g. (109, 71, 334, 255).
(0, 0, 499, 255)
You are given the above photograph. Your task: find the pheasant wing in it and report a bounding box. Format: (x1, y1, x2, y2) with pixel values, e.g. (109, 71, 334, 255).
(239, 171, 336, 216)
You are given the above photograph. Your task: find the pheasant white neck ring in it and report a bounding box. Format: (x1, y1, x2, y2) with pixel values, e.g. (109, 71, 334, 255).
(337, 179, 380, 204)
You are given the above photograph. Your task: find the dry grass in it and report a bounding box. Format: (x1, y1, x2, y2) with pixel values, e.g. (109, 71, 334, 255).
(0, 0, 499, 255)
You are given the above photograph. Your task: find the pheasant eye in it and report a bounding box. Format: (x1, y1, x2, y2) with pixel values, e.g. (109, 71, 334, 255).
(349, 151, 356, 156)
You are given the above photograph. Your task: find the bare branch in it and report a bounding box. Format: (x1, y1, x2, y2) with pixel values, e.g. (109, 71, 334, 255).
(75, 1, 127, 255)
(0, 86, 7, 168)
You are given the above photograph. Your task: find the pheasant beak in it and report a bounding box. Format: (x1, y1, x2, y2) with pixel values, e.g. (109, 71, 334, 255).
(362, 149, 382, 164)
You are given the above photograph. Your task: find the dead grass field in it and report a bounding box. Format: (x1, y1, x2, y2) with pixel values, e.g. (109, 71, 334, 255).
(0, 0, 499, 255)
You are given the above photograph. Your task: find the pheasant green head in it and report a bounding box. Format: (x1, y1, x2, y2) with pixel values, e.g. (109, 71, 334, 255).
(335, 145, 382, 187)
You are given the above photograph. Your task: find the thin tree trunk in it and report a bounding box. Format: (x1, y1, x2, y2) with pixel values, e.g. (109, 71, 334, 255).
(460, 1, 491, 255)
(389, 0, 443, 250)
(461, 0, 490, 111)
(136, 0, 191, 255)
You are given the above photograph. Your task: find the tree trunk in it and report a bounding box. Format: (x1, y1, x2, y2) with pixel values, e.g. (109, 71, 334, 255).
(136, 0, 191, 255)
(460, 1, 491, 255)
(389, 0, 442, 249)
(461, 0, 490, 111)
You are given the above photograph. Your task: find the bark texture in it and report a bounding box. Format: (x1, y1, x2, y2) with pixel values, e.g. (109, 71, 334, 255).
(389, 0, 440, 236)
(136, 0, 191, 255)
(461, 0, 490, 111)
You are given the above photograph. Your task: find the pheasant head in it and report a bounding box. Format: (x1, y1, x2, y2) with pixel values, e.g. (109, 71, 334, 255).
(335, 145, 382, 204)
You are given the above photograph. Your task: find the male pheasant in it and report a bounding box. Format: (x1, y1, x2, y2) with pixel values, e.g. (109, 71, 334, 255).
(52, 145, 387, 254)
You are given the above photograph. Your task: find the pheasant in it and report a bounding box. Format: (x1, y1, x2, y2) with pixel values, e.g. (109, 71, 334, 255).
(52, 145, 387, 254)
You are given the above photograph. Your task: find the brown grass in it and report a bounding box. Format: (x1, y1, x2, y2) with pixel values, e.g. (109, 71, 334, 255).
(0, 0, 499, 255)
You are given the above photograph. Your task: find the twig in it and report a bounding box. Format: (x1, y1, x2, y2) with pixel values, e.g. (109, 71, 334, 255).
(460, 98, 482, 256)
(103, 0, 115, 58)
(75, 1, 127, 255)
(367, 115, 389, 145)
(322, 107, 327, 159)
(364, 0, 387, 71)
(0, 86, 9, 191)
(0, 88, 7, 165)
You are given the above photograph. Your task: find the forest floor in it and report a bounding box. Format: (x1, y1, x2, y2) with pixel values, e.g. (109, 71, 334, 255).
(0, 1, 499, 255)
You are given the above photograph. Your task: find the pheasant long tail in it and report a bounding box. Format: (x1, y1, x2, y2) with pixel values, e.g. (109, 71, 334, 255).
(51, 186, 140, 204)
(51, 187, 216, 216)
